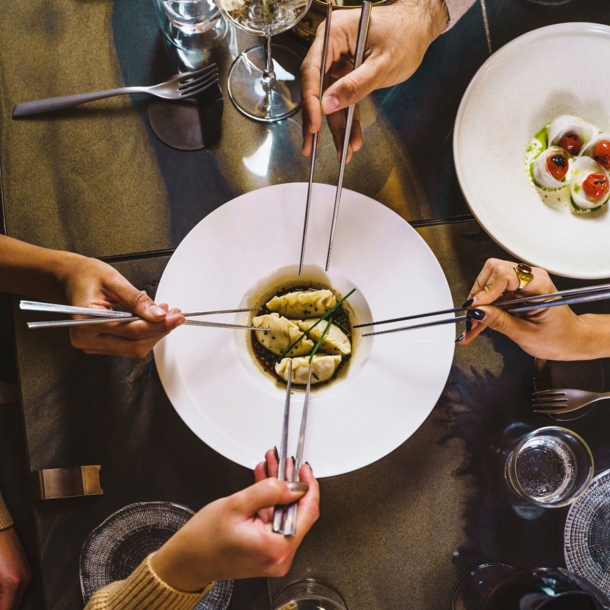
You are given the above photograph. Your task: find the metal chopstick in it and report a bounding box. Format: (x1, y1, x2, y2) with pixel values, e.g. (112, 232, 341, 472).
(28, 319, 269, 331)
(355, 282, 610, 329)
(20, 300, 133, 318)
(273, 360, 293, 533)
(20, 300, 259, 318)
(362, 315, 468, 337)
(362, 289, 610, 337)
(325, 0, 372, 272)
(283, 363, 313, 537)
(299, 1, 332, 276)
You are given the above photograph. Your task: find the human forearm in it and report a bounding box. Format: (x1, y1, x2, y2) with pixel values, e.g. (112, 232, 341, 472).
(0, 235, 80, 303)
(576, 313, 610, 360)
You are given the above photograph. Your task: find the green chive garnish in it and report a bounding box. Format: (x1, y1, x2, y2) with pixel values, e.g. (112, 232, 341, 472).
(309, 318, 332, 365)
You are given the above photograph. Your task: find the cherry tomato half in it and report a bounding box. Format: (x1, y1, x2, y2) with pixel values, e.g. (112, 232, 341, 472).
(582, 173, 609, 201)
(559, 133, 582, 154)
(593, 140, 610, 169)
(546, 153, 569, 181)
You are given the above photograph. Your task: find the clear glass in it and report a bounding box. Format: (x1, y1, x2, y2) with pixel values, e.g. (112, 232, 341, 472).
(216, 0, 313, 121)
(274, 579, 347, 610)
(153, 0, 228, 68)
(505, 427, 593, 508)
(452, 564, 514, 610)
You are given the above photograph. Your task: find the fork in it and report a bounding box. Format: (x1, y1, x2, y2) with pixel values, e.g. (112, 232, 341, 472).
(533, 388, 610, 415)
(13, 65, 219, 118)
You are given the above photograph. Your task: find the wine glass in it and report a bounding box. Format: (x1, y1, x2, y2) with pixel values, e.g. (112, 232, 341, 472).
(274, 579, 347, 610)
(215, 0, 313, 122)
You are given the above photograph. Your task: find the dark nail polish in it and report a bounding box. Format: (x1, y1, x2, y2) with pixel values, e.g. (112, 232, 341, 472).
(462, 298, 474, 308)
(466, 320, 472, 333)
(455, 332, 465, 343)
(273, 446, 279, 462)
(306, 461, 314, 476)
(469, 309, 485, 321)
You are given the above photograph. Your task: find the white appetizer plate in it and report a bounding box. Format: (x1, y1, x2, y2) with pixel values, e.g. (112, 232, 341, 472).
(154, 183, 454, 477)
(455, 23, 610, 279)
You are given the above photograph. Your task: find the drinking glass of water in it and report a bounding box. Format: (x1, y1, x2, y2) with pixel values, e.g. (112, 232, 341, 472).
(154, 0, 228, 67)
(215, 0, 313, 122)
(274, 579, 347, 610)
(504, 427, 593, 508)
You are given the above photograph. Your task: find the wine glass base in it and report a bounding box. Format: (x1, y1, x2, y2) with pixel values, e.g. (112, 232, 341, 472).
(452, 564, 514, 610)
(227, 44, 303, 122)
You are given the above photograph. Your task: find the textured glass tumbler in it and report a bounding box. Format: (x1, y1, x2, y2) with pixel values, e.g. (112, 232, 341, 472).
(505, 427, 593, 508)
(153, 0, 228, 67)
(274, 579, 347, 610)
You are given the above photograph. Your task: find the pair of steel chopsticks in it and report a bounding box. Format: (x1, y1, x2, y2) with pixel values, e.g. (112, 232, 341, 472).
(299, 0, 373, 275)
(356, 283, 610, 337)
(273, 362, 312, 536)
(20, 300, 268, 331)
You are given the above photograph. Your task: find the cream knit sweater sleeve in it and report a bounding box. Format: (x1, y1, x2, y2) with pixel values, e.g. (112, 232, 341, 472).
(85, 554, 214, 610)
(444, 0, 477, 30)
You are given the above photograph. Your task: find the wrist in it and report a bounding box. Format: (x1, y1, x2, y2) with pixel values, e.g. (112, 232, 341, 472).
(395, 0, 448, 47)
(576, 314, 610, 360)
(150, 537, 214, 593)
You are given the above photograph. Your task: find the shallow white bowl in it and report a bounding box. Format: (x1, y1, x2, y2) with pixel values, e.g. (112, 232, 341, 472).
(154, 183, 454, 477)
(455, 23, 610, 279)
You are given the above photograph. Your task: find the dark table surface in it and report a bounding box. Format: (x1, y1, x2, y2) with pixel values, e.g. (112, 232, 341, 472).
(2, 0, 610, 608)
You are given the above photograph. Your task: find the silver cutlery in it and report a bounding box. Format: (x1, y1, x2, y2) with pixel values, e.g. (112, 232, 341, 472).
(21, 300, 267, 331)
(325, 1, 372, 272)
(355, 282, 610, 329)
(299, 1, 332, 276)
(360, 285, 610, 337)
(273, 360, 293, 533)
(283, 364, 312, 537)
(533, 389, 610, 415)
(13, 65, 218, 118)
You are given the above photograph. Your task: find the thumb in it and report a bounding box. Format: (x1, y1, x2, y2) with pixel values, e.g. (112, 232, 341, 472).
(107, 274, 166, 322)
(233, 479, 308, 516)
(477, 306, 531, 344)
(321, 60, 381, 114)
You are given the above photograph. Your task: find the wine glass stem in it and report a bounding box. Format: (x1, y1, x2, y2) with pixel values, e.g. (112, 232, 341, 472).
(262, 35, 276, 85)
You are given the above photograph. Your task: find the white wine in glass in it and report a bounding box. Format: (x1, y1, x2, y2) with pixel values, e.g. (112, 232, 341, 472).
(216, 0, 313, 121)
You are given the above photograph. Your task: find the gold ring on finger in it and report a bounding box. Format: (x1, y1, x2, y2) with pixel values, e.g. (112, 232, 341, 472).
(514, 263, 534, 291)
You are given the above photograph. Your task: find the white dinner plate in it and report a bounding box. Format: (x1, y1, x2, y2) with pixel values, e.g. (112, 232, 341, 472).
(154, 183, 454, 477)
(454, 23, 610, 279)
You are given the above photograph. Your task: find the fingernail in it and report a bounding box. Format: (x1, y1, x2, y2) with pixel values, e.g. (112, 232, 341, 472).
(468, 309, 486, 321)
(264, 461, 268, 477)
(465, 320, 472, 333)
(462, 298, 474, 308)
(322, 94, 339, 114)
(455, 332, 465, 343)
(148, 305, 165, 317)
(273, 446, 279, 462)
(176, 317, 186, 327)
(306, 461, 314, 476)
(287, 481, 309, 493)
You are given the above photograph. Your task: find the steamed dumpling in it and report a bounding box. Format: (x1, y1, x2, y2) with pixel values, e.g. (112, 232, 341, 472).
(275, 355, 342, 385)
(296, 319, 351, 356)
(570, 157, 610, 210)
(266, 289, 336, 319)
(253, 313, 314, 357)
(548, 115, 596, 154)
(580, 133, 610, 169)
(532, 146, 571, 189)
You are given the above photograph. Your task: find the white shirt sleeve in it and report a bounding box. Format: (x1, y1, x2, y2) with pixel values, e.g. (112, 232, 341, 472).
(443, 0, 478, 30)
